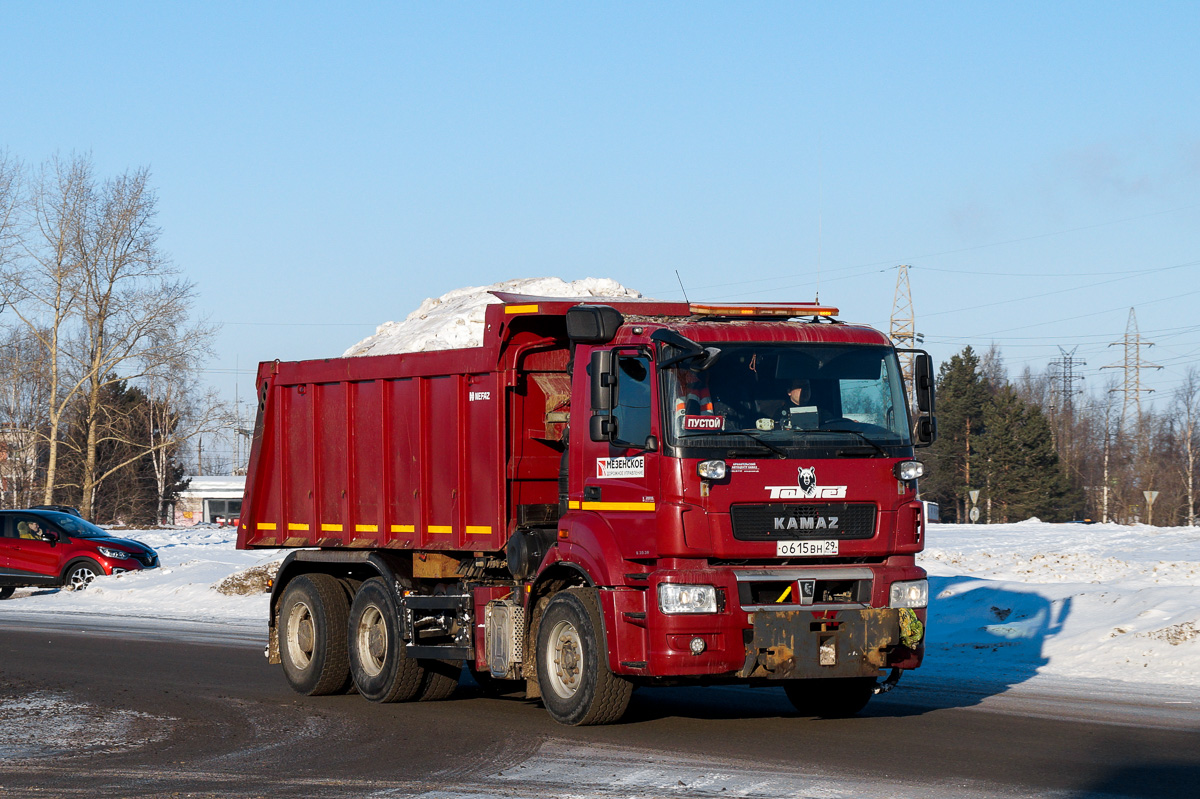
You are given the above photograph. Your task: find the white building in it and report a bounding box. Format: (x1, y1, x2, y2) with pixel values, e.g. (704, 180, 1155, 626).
(174, 476, 246, 526)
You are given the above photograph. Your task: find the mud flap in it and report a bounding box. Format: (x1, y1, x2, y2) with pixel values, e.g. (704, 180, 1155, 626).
(740, 608, 902, 679)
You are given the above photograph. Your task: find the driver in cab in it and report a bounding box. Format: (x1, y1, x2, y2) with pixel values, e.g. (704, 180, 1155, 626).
(779, 378, 821, 430)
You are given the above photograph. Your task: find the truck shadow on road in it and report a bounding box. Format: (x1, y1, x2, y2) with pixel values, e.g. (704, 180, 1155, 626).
(871, 574, 1071, 715)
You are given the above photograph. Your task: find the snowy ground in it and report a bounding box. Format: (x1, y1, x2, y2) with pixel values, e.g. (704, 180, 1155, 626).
(2, 520, 1198, 692)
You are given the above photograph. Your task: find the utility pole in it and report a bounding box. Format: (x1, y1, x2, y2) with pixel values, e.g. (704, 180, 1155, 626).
(1102, 308, 1161, 432)
(890, 265, 923, 408)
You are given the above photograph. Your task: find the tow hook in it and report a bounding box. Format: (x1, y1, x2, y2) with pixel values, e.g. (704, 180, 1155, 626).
(873, 668, 902, 695)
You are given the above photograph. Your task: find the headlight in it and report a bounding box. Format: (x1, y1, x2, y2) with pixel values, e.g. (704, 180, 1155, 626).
(894, 460, 924, 481)
(658, 583, 718, 614)
(890, 579, 929, 608)
(98, 547, 131, 560)
(697, 460, 727, 480)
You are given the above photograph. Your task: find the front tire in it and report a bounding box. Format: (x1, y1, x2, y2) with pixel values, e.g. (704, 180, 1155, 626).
(279, 574, 352, 695)
(0, 586, 15, 600)
(348, 577, 425, 702)
(64, 560, 103, 591)
(784, 677, 875, 718)
(536, 587, 632, 726)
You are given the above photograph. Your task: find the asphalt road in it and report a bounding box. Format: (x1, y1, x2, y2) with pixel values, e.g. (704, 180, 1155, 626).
(1, 616, 1198, 798)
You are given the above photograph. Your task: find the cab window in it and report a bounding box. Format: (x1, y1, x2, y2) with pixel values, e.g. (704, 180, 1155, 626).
(612, 355, 652, 447)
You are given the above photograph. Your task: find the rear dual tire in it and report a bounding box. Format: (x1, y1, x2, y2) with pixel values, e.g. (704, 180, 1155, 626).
(348, 577, 426, 702)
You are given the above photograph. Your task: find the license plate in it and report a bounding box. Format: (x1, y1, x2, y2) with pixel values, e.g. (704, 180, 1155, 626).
(776, 539, 838, 557)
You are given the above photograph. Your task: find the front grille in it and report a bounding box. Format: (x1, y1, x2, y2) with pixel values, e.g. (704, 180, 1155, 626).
(730, 503, 876, 541)
(133, 553, 158, 568)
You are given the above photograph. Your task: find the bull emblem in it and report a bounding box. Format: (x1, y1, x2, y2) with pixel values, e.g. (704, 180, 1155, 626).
(797, 466, 817, 498)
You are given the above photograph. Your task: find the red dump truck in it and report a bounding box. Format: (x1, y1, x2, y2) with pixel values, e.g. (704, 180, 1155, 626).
(238, 293, 936, 725)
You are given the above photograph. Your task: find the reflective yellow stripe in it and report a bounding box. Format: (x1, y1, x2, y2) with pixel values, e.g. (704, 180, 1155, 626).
(466, 526, 491, 535)
(320, 523, 343, 532)
(257, 522, 277, 531)
(580, 501, 656, 512)
(428, 525, 452, 534)
(392, 524, 415, 533)
(287, 522, 309, 531)
(355, 524, 379, 533)
(504, 304, 539, 314)
(567, 501, 581, 510)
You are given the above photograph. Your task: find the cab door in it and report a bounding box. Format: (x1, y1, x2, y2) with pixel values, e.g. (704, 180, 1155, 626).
(578, 350, 661, 559)
(0, 515, 13, 570)
(8, 514, 64, 579)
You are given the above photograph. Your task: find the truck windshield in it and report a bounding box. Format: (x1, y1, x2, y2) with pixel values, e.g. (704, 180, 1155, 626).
(665, 344, 911, 449)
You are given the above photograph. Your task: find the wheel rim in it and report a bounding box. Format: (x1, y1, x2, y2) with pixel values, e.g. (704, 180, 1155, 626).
(545, 618, 583, 699)
(68, 566, 99, 590)
(286, 600, 316, 669)
(355, 604, 388, 677)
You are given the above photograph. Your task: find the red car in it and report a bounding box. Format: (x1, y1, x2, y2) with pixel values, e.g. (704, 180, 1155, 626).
(0, 509, 159, 599)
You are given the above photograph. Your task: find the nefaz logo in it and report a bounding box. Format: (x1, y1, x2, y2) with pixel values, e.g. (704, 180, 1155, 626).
(766, 466, 847, 499)
(468, 391, 491, 401)
(683, 414, 725, 431)
(597, 456, 644, 479)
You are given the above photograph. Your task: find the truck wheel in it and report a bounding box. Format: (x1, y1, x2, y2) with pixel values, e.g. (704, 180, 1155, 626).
(348, 577, 425, 702)
(418, 660, 461, 701)
(0, 586, 14, 600)
(536, 587, 632, 726)
(279, 574, 353, 695)
(783, 677, 875, 718)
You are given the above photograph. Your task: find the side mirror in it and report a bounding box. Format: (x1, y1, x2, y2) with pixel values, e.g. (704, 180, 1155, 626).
(589, 350, 615, 411)
(914, 416, 936, 446)
(41, 530, 59, 545)
(915, 353, 935, 414)
(590, 414, 615, 442)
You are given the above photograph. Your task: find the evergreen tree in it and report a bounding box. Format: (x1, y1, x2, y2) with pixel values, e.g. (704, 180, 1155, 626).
(976, 385, 1082, 522)
(919, 347, 991, 521)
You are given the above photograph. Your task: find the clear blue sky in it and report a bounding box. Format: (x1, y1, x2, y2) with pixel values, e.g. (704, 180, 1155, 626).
(5, 2, 1199, 432)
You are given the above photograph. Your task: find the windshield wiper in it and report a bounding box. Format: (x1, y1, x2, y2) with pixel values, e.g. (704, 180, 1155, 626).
(816, 428, 888, 457)
(679, 430, 789, 459)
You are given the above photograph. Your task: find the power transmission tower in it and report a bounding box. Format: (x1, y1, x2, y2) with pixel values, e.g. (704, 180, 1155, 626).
(1047, 346, 1086, 457)
(1101, 308, 1161, 431)
(1048, 345, 1086, 415)
(889, 265, 923, 406)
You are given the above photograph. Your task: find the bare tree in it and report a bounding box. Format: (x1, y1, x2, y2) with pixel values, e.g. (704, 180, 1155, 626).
(0, 154, 92, 505)
(0, 326, 48, 507)
(143, 372, 229, 523)
(1175, 367, 1199, 527)
(65, 166, 217, 519)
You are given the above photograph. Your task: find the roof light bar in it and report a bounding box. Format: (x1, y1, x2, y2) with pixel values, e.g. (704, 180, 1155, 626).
(689, 302, 840, 318)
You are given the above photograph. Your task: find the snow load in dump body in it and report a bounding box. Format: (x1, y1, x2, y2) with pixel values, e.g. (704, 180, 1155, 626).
(342, 277, 644, 357)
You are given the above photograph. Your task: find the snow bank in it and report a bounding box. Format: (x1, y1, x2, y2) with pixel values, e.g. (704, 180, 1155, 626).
(342, 277, 643, 357)
(922, 521, 1200, 687)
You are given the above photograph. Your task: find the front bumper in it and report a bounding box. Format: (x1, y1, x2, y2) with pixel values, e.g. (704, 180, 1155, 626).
(739, 607, 920, 679)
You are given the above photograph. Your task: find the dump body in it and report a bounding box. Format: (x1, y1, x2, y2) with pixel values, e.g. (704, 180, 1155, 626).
(239, 294, 935, 724)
